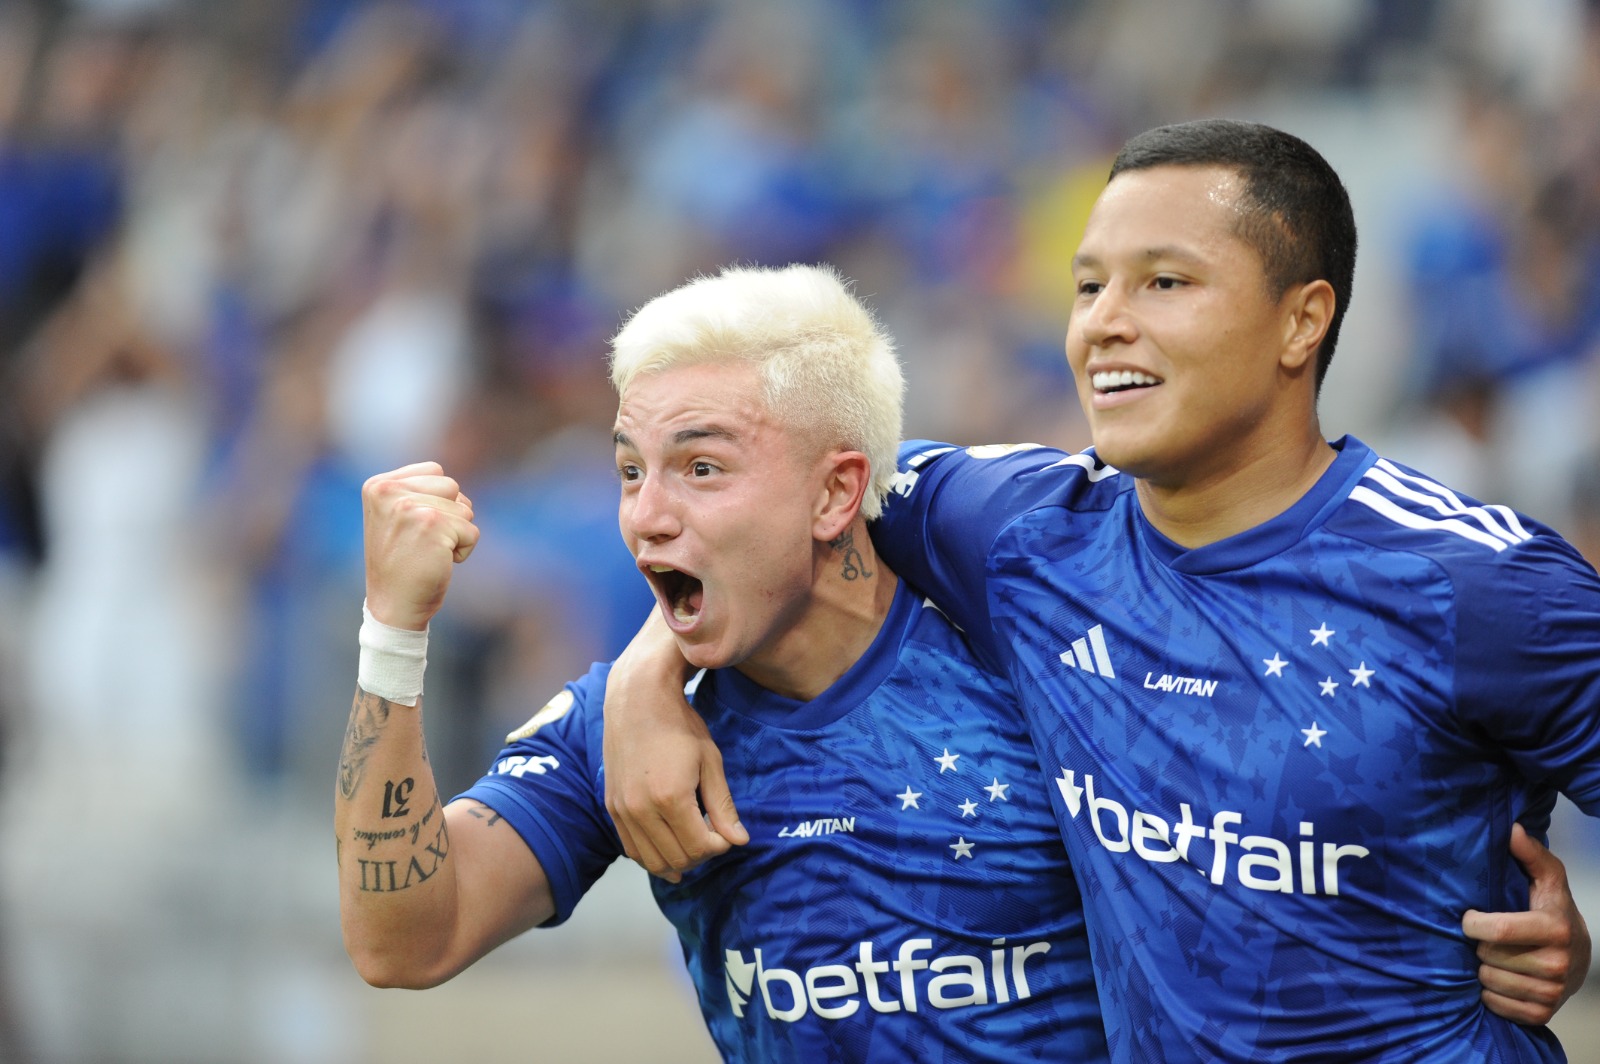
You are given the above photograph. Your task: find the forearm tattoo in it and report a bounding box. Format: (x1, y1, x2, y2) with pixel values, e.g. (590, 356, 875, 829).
(830, 529, 873, 581)
(349, 793, 451, 893)
(352, 820, 450, 893)
(381, 777, 414, 818)
(338, 689, 392, 800)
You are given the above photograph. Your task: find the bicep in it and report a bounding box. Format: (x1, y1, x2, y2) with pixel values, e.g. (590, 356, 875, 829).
(1457, 542, 1600, 810)
(439, 798, 555, 972)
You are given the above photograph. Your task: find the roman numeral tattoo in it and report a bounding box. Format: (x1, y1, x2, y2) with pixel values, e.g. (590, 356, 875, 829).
(350, 795, 449, 891)
(355, 817, 452, 893)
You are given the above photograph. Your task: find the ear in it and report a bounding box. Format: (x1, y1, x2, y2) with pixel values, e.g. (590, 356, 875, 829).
(1280, 279, 1335, 372)
(812, 450, 871, 543)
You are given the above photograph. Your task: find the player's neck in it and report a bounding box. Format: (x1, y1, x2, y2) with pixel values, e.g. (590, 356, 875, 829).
(733, 521, 899, 702)
(1134, 424, 1337, 549)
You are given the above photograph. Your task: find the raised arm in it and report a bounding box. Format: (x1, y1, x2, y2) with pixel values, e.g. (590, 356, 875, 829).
(336, 462, 552, 987)
(602, 609, 747, 882)
(1463, 823, 1592, 1025)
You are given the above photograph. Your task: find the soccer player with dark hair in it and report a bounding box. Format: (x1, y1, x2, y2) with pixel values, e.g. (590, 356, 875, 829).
(605, 120, 1600, 1059)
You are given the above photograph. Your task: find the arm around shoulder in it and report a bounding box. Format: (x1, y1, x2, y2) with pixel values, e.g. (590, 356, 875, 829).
(602, 609, 747, 881)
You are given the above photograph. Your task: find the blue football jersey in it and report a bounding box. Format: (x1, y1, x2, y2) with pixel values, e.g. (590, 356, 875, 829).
(874, 435, 1600, 1062)
(457, 580, 1108, 1063)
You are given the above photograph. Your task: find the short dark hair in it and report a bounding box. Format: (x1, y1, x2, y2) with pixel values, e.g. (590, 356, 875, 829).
(1109, 119, 1357, 390)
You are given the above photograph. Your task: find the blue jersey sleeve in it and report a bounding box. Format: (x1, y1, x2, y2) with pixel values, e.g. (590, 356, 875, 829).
(453, 662, 622, 925)
(874, 440, 1081, 672)
(1455, 534, 1600, 815)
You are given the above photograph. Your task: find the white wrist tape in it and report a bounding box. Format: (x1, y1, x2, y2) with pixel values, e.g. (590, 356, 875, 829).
(357, 600, 428, 706)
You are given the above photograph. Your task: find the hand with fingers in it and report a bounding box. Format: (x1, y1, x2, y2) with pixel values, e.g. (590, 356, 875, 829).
(362, 461, 481, 631)
(603, 609, 748, 883)
(1463, 823, 1593, 1026)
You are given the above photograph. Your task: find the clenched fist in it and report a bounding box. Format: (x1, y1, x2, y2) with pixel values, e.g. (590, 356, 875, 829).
(362, 462, 480, 631)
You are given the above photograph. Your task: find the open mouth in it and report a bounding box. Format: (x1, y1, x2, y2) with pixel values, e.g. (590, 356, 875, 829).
(646, 564, 704, 624)
(1091, 369, 1161, 394)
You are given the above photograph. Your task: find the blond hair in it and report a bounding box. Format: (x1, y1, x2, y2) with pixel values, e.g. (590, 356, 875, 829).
(610, 264, 903, 519)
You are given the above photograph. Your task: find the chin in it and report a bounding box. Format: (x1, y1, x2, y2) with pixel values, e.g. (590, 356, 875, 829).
(1088, 436, 1134, 471)
(1089, 431, 1155, 476)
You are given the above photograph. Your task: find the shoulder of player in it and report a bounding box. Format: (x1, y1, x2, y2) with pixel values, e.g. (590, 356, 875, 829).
(898, 440, 1127, 512)
(1329, 452, 1584, 577)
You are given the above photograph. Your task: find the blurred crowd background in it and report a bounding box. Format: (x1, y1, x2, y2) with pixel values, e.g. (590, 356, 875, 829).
(1, 0, 1599, 1060)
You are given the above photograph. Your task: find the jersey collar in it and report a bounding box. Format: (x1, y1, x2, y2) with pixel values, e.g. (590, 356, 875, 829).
(1136, 436, 1379, 575)
(698, 577, 919, 730)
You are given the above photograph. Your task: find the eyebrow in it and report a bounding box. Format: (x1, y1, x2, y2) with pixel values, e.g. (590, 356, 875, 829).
(612, 426, 741, 450)
(1071, 245, 1208, 272)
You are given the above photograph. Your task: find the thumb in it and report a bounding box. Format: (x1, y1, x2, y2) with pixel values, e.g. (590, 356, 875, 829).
(1511, 822, 1565, 904)
(700, 754, 749, 847)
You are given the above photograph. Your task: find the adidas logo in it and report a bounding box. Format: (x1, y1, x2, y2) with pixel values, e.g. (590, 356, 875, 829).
(1059, 624, 1115, 679)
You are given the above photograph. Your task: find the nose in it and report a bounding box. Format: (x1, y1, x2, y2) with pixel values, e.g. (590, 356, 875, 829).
(1072, 282, 1136, 350)
(621, 471, 681, 545)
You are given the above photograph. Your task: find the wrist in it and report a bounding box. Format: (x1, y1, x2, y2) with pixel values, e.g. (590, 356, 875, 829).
(363, 591, 430, 632)
(617, 641, 694, 689)
(637, 609, 694, 678)
(357, 599, 428, 706)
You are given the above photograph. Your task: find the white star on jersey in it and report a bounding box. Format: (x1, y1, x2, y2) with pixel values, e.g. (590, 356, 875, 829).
(959, 798, 978, 818)
(985, 778, 1010, 802)
(1349, 662, 1375, 687)
(1310, 622, 1335, 646)
(950, 837, 975, 860)
(1319, 676, 1339, 697)
(934, 748, 961, 773)
(1263, 653, 1288, 677)
(1302, 722, 1328, 747)
(896, 786, 922, 810)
